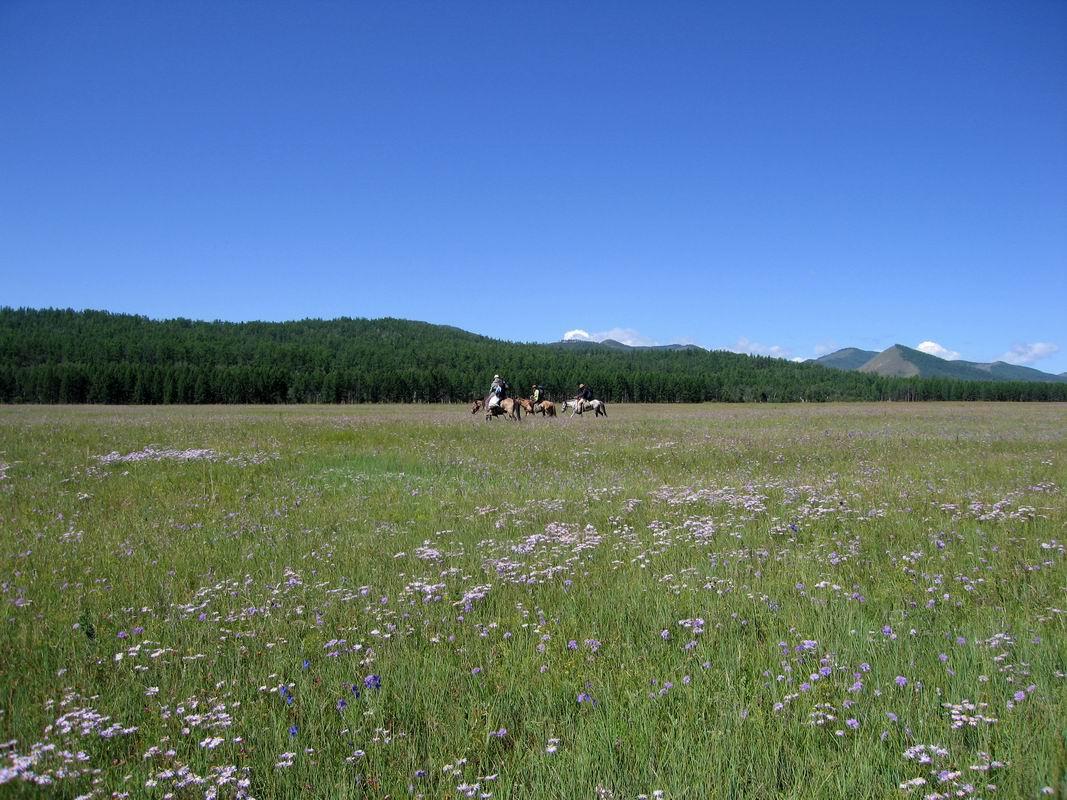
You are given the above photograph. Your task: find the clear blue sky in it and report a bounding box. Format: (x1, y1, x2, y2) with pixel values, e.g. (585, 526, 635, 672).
(2, 2, 1065, 371)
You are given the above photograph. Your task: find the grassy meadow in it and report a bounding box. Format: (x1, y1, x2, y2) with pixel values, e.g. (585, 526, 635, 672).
(0, 403, 1064, 799)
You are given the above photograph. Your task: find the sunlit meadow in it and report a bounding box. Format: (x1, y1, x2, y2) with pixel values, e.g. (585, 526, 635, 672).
(1, 403, 1064, 799)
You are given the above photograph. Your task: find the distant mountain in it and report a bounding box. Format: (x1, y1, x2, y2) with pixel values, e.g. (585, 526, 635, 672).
(552, 339, 704, 352)
(814, 348, 879, 371)
(816, 345, 1067, 383)
(972, 362, 1067, 382)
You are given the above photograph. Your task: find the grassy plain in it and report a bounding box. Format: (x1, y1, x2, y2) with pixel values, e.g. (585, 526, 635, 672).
(0, 403, 1064, 799)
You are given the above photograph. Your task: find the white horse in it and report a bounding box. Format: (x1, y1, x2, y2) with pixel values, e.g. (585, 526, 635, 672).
(561, 399, 607, 417)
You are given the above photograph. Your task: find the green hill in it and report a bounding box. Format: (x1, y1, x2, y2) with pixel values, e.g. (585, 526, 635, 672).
(2, 308, 1065, 403)
(857, 345, 992, 380)
(814, 348, 879, 371)
(817, 344, 1067, 383)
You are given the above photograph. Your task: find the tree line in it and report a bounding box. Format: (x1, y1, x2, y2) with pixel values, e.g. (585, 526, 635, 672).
(2, 308, 1065, 404)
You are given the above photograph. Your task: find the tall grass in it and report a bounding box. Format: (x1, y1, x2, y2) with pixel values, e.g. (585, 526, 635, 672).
(0, 403, 1064, 798)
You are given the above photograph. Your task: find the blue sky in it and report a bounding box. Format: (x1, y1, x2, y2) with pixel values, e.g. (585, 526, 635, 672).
(2, 2, 1065, 371)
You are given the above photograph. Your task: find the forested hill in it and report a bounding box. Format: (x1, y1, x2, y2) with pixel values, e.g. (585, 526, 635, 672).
(2, 308, 1065, 403)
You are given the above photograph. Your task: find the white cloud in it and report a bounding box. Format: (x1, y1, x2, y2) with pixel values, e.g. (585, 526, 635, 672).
(812, 342, 837, 357)
(916, 340, 961, 360)
(727, 337, 792, 359)
(561, 327, 660, 347)
(996, 342, 1059, 365)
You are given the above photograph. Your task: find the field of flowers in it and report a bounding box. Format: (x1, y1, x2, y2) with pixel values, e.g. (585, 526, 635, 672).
(0, 403, 1064, 799)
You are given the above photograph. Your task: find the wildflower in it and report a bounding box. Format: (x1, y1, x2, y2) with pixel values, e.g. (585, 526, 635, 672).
(846, 718, 859, 730)
(577, 692, 596, 705)
(336, 698, 347, 712)
(895, 676, 908, 687)
(288, 725, 298, 737)
(567, 640, 578, 650)
(660, 629, 670, 640)
(364, 674, 381, 691)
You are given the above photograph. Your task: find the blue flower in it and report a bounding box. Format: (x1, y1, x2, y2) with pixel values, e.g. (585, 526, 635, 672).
(363, 674, 381, 691)
(288, 725, 298, 737)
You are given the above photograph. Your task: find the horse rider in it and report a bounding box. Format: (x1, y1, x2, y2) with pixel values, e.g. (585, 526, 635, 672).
(488, 374, 509, 412)
(531, 383, 545, 409)
(575, 382, 592, 412)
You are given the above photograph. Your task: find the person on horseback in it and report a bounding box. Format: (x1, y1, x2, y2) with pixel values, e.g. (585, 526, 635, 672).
(531, 383, 545, 408)
(575, 382, 592, 413)
(488, 374, 509, 411)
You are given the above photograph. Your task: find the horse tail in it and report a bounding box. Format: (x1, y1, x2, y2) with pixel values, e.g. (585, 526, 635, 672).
(601, 402, 607, 416)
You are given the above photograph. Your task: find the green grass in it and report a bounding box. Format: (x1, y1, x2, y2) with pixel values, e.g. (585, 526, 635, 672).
(0, 403, 1064, 799)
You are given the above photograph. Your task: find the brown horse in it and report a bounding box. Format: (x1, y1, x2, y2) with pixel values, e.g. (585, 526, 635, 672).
(532, 399, 557, 417)
(474, 397, 521, 421)
(515, 398, 558, 417)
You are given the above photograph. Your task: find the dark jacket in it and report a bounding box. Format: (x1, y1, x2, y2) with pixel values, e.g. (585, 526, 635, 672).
(577, 386, 592, 401)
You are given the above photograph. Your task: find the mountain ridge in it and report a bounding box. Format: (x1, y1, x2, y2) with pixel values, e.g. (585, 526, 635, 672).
(817, 344, 1067, 383)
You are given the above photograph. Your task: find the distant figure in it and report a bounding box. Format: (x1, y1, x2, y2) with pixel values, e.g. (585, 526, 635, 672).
(531, 383, 545, 407)
(488, 374, 509, 412)
(575, 382, 592, 412)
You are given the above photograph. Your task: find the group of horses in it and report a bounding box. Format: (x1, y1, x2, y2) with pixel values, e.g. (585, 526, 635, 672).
(470, 396, 607, 421)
